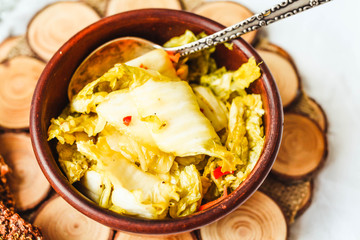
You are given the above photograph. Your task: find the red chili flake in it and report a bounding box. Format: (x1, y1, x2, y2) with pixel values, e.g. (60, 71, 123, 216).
(213, 166, 233, 179)
(139, 64, 148, 69)
(200, 108, 204, 113)
(123, 116, 132, 126)
(166, 51, 180, 63)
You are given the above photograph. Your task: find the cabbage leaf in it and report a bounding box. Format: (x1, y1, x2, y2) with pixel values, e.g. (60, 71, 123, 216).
(203, 94, 265, 192)
(96, 70, 239, 172)
(226, 97, 248, 164)
(200, 57, 261, 101)
(56, 143, 91, 184)
(48, 111, 104, 145)
(192, 85, 228, 132)
(125, 49, 178, 79)
(240, 94, 265, 168)
(163, 30, 198, 48)
(103, 126, 175, 174)
(76, 137, 179, 219)
(71, 64, 169, 114)
(169, 163, 202, 217)
(175, 155, 205, 166)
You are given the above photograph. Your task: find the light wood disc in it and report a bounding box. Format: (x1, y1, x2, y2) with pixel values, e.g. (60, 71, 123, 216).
(288, 93, 328, 133)
(0, 36, 22, 62)
(27, 1, 100, 61)
(200, 191, 287, 240)
(106, 0, 182, 16)
(257, 49, 300, 108)
(296, 180, 313, 218)
(273, 113, 326, 180)
(0, 56, 45, 129)
(0, 133, 50, 211)
(33, 196, 113, 240)
(307, 97, 327, 132)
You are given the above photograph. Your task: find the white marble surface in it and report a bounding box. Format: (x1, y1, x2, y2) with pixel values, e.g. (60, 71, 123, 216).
(0, 0, 359, 239)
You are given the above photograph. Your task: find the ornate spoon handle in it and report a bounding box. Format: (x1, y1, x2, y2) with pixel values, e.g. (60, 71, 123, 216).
(165, 0, 332, 56)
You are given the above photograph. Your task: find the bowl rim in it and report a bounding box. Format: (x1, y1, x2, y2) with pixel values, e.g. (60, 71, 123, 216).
(30, 9, 283, 235)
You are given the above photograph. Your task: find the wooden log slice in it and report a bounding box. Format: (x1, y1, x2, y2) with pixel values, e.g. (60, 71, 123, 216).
(289, 92, 328, 132)
(181, 0, 203, 11)
(260, 177, 313, 223)
(6, 36, 37, 60)
(306, 98, 327, 132)
(81, 0, 108, 17)
(0, 133, 50, 211)
(272, 113, 327, 182)
(256, 41, 293, 58)
(114, 231, 196, 240)
(200, 191, 287, 240)
(256, 48, 300, 108)
(0, 56, 45, 130)
(33, 196, 113, 240)
(295, 180, 313, 219)
(27, 1, 101, 62)
(0, 36, 22, 62)
(105, 0, 182, 17)
(192, 1, 257, 44)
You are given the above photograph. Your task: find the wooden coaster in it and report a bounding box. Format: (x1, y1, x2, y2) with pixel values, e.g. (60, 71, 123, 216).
(33, 196, 114, 240)
(288, 92, 328, 132)
(27, 1, 101, 62)
(81, 0, 108, 16)
(0, 36, 23, 62)
(256, 43, 301, 108)
(200, 191, 288, 240)
(0, 133, 51, 211)
(181, 0, 203, 11)
(0, 56, 45, 130)
(260, 177, 313, 223)
(105, 0, 182, 16)
(5, 36, 37, 60)
(271, 113, 327, 182)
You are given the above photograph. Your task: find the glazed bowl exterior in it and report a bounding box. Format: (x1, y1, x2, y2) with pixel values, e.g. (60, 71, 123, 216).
(30, 9, 283, 234)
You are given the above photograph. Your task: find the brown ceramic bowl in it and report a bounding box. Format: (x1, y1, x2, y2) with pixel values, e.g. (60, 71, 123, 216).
(30, 9, 283, 235)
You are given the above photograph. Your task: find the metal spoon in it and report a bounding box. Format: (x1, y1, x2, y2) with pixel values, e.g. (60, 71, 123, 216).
(68, 0, 332, 99)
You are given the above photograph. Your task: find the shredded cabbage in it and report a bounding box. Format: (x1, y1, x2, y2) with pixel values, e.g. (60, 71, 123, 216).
(48, 31, 265, 219)
(203, 94, 265, 193)
(56, 143, 91, 184)
(169, 163, 202, 217)
(77, 137, 179, 218)
(200, 57, 261, 101)
(103, 126, 175, 174)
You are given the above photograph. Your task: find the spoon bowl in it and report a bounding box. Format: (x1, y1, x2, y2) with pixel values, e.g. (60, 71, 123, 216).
(68, 37, 157, 99)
